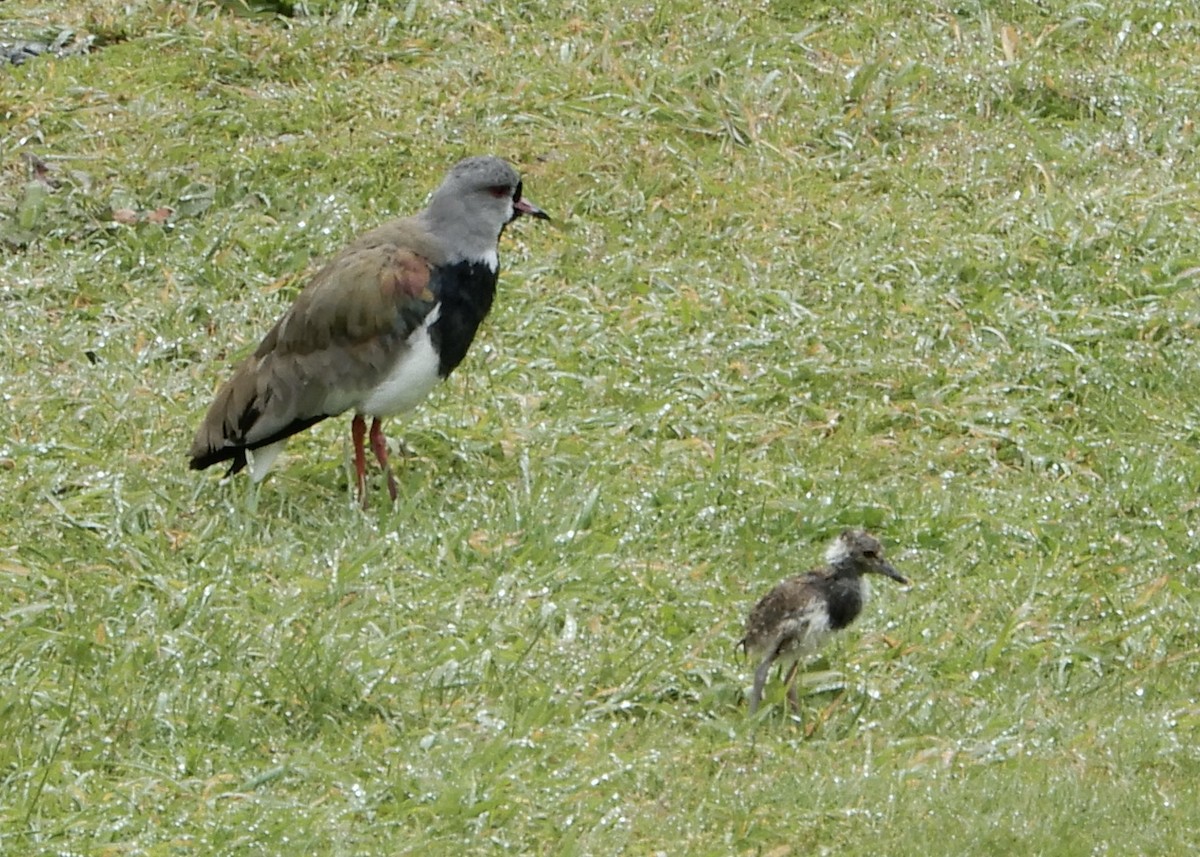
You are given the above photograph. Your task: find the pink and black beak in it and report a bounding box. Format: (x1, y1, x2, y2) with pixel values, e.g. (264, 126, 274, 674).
(512, 180, 550, 222)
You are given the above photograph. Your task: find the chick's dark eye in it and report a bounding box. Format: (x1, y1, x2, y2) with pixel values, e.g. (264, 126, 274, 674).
(863, 550, 877, 558)
(488, 185, 511, 198)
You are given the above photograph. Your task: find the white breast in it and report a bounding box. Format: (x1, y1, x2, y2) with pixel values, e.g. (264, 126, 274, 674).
(358, 304, 443, 417)
(773, 603, 834, 667)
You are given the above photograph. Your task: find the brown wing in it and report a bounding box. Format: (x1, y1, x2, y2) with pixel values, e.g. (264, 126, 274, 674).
(188, 230, 438, 473)
(738, 571, 824, 656)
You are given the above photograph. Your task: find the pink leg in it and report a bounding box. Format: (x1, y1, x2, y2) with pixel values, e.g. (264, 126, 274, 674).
(351, 414, 368, 506)
(369, 417, 399, 501)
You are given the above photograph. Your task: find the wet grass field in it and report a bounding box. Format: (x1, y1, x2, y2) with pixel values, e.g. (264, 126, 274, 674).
(3, 1, 1199, 853)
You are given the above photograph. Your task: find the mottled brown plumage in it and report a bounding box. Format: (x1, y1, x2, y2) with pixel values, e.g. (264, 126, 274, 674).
(739, 530, 909, 715)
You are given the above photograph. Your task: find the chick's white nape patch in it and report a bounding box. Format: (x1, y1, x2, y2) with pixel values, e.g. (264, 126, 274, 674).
(825, 534, 853, 566)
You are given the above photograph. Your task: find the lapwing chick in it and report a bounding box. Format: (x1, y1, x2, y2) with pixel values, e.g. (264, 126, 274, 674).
(189, 156, 549, 506)
(739, 529, 909, 715)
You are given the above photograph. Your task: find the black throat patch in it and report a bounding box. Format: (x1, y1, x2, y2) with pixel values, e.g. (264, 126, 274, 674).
(427, 259, 500, 376)
(823, 576, 866, 630)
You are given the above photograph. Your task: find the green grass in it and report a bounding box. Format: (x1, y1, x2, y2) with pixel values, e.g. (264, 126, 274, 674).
(3, 0, 1200, 853)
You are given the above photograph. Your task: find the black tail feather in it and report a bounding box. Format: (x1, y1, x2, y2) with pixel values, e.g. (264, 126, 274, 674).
(188, 414, 329, 475)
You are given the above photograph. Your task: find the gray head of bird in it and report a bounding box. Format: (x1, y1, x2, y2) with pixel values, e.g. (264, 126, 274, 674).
(420, 156, 549, 259)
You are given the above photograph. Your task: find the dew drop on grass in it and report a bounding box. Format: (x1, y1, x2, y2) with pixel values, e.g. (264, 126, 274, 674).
(559, 611, 577, 644)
